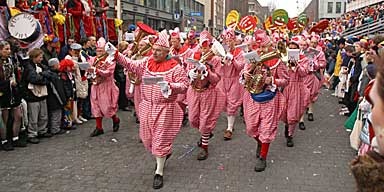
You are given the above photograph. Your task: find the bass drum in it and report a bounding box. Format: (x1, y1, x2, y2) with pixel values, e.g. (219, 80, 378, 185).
(8, 13, 41, 43)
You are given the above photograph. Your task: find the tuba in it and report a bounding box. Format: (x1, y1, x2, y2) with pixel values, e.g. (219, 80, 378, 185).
(244, 50, 282, 94)
(190, 40, 226, 92)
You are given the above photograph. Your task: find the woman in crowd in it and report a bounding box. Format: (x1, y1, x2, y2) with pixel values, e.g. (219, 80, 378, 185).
(0, 40, 25, 150)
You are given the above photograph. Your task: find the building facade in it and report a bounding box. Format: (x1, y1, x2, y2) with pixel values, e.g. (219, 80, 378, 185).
(248, 0, 270, 24)
(303, 0, 346, 23)
(119, 0, 204, 32)
(225, 0, 248, 17)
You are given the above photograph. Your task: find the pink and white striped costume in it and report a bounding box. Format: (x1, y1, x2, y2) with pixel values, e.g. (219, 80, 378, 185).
(116, 53, 188, 157)
(217, 48, 246, 115)
(243, 58, 289, 143)
(282, 56, 311, 136)
(186, 54, 225, 134)
(303, 47, 326, 103)
(89, 56, 119, 118)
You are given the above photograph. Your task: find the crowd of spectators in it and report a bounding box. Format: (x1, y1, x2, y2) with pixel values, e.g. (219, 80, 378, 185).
(325, 3, 384, 36)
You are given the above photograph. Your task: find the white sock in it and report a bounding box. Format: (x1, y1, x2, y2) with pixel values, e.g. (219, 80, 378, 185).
(12, 136, 19, 141)
(308, 103, 313, 114)
(1, 140, 7, 144)
(227, 115, 235, 132)
(300, 115, 304, 123)
(155, 157, 166, 176)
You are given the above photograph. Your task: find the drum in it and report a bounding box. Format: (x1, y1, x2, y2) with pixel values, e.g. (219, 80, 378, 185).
(8, 13, 41, 43)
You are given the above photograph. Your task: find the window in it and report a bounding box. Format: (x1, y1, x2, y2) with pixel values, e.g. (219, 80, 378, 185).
(327, 2, 333, 13)
(336, 2, 342, 13)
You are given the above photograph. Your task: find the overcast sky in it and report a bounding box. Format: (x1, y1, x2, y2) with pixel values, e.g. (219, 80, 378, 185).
(257, 0, 312, 17)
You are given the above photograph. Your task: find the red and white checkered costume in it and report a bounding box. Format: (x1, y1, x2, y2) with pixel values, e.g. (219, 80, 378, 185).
(281, 55, 311, 136)
(116, 53, 188, 157)
(186, 53, 225, 134)
(242, 58, 289, 143)
(303, 46, 326, 103)
(216, 47, 246, 115)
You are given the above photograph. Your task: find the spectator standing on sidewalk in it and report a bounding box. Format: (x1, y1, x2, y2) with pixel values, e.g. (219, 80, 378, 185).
(21, 48, 51, 144)
(46, 58, 67, 135)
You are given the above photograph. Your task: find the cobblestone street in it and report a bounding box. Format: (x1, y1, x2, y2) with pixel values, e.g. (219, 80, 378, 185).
(0, 89, 356, 192)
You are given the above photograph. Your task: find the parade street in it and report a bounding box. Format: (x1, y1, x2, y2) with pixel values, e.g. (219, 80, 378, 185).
(0, 89, 356, 192)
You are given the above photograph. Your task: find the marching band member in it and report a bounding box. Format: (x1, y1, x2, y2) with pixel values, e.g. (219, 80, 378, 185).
(113, 30, 188, 189)
(305, 33, 327, 122)
(169, 27, 193, 64)
(127, 36, 153, 124)
(242, 31, 288, 172)
(219, 28, 246, 140)
(171, 28, 199, 125)
(282, 36, 310, 147)
(186, 30, 225, 160)
(88, 38, 120, 137)
(297, 37, 313, 130)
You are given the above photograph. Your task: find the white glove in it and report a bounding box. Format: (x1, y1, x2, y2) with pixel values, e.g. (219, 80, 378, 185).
(200, 70, 208, 80)
(105, 42, 117, 56)
(197, 63, 207, 71)
(157, 81, 171, 98)
(225, 53, 234, 62)
(188, 69, 198, 80)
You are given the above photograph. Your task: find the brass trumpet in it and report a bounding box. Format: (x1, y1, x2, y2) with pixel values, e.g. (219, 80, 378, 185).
(88, 53, 109, 85)
(130, 23, 156, 56)
(190, 41, 226, 92)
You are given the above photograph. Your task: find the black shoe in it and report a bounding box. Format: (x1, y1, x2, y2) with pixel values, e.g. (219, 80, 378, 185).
(55, 129, 67, 135)
(90, 129, 104, 137)
(2, 141, 14, 151)
(27, 137, 40, 144)
(197, 147, 208, 161)
(256, 143, 262, 158)
(122, 107, 131, 111)
(153, 174, 164, 189)
(13, 139, 27, 148)
(113, 120, 120, 132)
(38, 133, 53, 138)
(254, 157, 267, 172)
(182, 115, 188, 126)
(284, 124, 289, 138)
(299, 122, 306, 130)
(286, 136, 294, 147)
(308, 113, 314, 121)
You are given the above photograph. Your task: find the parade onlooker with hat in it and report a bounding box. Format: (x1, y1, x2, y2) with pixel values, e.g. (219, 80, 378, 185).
(65, 43, 89, 124)
(41, 34, 59, 67)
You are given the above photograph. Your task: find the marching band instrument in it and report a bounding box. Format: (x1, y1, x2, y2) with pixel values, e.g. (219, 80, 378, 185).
(8, 13, 41, 43)
(89, 53, 109, 84)
(244, 50, 282, 95)
(126, 23, 156, 93)
(190, 40, 226, 92)
(130, 23, 156, 56)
